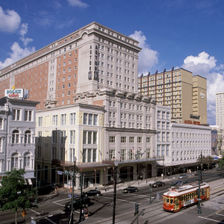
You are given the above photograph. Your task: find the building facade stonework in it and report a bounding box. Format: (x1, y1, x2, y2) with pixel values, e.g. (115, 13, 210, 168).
(0, 97, 38, 180)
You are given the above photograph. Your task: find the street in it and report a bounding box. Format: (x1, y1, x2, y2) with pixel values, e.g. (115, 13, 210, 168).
(1, 169, 224, 224)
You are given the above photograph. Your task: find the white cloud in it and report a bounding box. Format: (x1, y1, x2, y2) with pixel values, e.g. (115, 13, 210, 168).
(129, 31, 158, 74)
(0, 6, 21, 32)
(182, 51, 216, 75)
(207, 72, 224, 124)
(19, 23, 33, 46)
(67, 0, 88, 8)
(0, 42, 35, 69)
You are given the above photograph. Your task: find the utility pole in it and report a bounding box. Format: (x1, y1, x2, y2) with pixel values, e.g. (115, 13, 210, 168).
(112, 163, 118, 224)
(197, 152, 202, 214)
(79, 172, 83, 222)
(35, 162, 38, 205)
(69, 160, 76, 224)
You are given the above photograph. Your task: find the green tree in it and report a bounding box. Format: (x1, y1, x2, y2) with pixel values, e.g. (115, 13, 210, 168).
(0, 169, 34, 224)
(218, 156, 224, 169)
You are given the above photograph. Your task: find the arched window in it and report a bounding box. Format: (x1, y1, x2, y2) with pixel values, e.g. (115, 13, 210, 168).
(25, 130, 31, 144)
(12, 130, 19, 144)
(24, 152, 30, 168)
(11, 153, 19, 169)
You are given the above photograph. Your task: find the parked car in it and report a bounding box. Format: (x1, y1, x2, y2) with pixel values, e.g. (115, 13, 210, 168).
(151, 181, 165, 188)
(171, 180, 188, 186)
(179, 173, 187, 179)
(122, 186, 139, 193)
(64, 195, 90, 213)
(84, 189, 102, 197)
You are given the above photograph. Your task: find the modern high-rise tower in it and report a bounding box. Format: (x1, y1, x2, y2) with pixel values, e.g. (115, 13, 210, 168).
(138, 68, 207, 124)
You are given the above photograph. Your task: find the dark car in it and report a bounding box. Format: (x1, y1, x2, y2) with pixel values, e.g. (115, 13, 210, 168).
(84, 189, 102, 197)
(179, 173, 187, 179)
(151, 181, 165, 188)
(122, 186, 139, 193)
(64, 195, 90, 213)
(171, 180, 188, 187)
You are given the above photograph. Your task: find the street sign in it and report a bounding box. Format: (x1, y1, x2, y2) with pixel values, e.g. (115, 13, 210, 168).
(57, 171, 63, 175)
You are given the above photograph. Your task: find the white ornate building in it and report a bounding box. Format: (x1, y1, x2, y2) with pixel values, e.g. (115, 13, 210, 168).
(0, 97, 38, 181)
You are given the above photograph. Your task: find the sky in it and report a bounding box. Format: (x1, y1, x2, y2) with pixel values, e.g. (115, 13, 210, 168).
(0, 0, 224, 125)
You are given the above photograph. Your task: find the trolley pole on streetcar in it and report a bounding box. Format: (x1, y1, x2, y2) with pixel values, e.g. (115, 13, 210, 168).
(197, 152, 203, 214)
(149, 184, 152, 204)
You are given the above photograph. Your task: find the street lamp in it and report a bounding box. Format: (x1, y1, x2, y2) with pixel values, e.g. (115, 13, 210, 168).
(69, 157, 76, 224)
(112, 161, 118, 224)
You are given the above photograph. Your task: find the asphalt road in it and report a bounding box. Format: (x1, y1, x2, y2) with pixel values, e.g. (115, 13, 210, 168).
(1, 168, 224, 224)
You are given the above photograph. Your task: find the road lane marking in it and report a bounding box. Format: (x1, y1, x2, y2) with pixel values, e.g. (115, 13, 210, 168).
(198, 216, 224, 223)
(53, 198, 70, 206)
(102, 195, 140, 204)
(216, 212, 224, 217)
(30, 209, 40, 215)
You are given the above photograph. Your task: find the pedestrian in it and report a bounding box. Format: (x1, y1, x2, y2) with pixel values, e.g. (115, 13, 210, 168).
(84, 207, 88, 219)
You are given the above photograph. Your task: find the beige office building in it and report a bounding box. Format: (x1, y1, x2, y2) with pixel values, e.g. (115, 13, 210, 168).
(138, 68, 207, 124)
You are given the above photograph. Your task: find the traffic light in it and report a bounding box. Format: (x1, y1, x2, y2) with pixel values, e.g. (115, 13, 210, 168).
(134, 203, 139, 215)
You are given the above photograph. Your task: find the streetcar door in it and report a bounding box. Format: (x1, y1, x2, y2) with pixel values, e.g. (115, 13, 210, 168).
(174, 197, 179, 211)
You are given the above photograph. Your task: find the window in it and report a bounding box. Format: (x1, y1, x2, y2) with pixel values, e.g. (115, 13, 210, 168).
(146, 137, 150, 143)
(129, 150, 133, 160)
(24, 152, 30, 169)
(83, 113, 98, 126)
(146, 148, 150, 158)
(24, 110, 32, 121)
(88, 114, 92, 125)
(83, 149, 86, 162)
(0, 118, 3, 130)
(120, 149, 126, 161)
(93, 149, 96, 162)
(61, 114, 66, 125)
(83, 113, 87, 124)
(38, 117, 43, 127)
(121, 137, 126, 143)
(93, 132, 97, 144)
(0, 160, 3, 172)
(109, 149, 115, 160)
(109, 136, 115, 143)
(11, 153, 19, 169)
(129, 137, 134, 143)
(88, 132, 92, 144)
(52, 115, 58, 126)
(12, 109, 21, 121)
(0, 138, 3, 152)
(93, 114, 98, 125)
(70, 130, 75, 144)
(82, 148, 97, 163)
(137, 137, 142, 143)
(12, 130, 19, 144)
(69, 148, 75, 162)
(70, 113, 76, 125)
(83, 131, 97, 144)
(52, 147, 57, 159)
(61, 130, 66, 144)
(52, 130, 57, 143)
(24, 130, 31, 144)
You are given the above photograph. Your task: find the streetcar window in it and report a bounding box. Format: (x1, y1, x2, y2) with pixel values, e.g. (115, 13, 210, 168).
(170, 198, 173, 204)
(166, 198, 169, 204)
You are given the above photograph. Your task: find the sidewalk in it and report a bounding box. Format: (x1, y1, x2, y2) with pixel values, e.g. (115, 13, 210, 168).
(56, 174, 179, 197)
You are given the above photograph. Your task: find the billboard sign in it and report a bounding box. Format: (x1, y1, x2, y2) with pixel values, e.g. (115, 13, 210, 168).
(5, 88, 24, 99)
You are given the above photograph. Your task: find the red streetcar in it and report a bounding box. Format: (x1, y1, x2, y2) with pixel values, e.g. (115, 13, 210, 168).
(163, 182, 210, 212)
